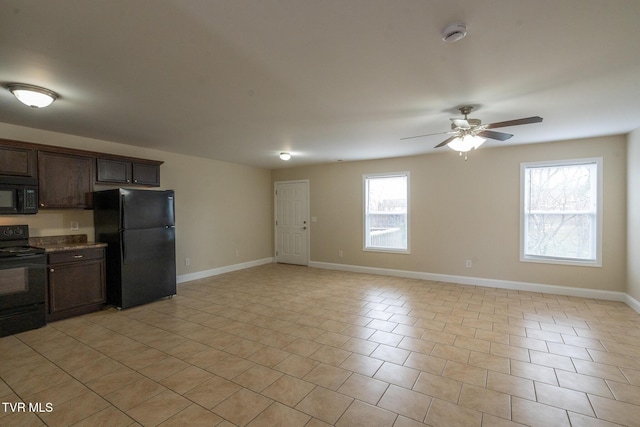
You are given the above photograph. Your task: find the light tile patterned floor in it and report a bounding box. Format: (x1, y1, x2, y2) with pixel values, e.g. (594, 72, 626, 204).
(2, 263, 640, 426)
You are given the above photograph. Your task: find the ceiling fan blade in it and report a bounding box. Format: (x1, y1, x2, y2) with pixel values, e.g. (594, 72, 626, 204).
(485, 116, 543, 129)
(477, 130, 513, 141)
(400, 131, 452, 141)
(434, 135, 458, 148)
(451, 118, 470, 129)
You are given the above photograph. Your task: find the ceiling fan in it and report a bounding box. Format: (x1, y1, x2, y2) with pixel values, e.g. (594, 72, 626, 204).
(402, 106, 543, 159)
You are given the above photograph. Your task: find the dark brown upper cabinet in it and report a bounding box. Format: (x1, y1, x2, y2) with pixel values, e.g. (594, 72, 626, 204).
(38, 151, 95, 209)
(96, 158, 131, 184)
(0, 140, 38, 184)
(96, 158, 160, 187)
(0, 138, 163, 210)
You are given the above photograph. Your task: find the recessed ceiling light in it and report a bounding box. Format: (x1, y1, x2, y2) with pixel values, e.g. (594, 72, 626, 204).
(279, 152, 291, 161)
(6, 83, 59, 108)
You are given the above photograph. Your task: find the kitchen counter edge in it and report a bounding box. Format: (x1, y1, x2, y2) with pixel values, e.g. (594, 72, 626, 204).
(36, 242, 108, 253)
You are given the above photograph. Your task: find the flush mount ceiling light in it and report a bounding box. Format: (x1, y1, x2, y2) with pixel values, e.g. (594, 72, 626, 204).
(279, 152, 291, 161)
(441, 22, 467, 43)
(6, 83, 59, 108)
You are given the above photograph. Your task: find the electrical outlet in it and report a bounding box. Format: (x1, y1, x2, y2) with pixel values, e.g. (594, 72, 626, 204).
(338, 250, 343, 257)
(70, 221, 79, 231)
(465, 259, 472, 268)
(185, 258, 191, 266)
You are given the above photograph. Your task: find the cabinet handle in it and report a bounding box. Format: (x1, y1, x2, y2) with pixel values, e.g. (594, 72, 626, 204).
(50, 268, 54, 272)
(40, 203, 45, 207)
(73, 255, 84, 259)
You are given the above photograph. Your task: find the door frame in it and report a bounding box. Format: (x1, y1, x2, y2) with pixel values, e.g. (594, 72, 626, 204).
(274, 179, 310, 265)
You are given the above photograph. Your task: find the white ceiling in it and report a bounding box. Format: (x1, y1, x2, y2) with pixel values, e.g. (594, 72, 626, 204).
(1, 0, 639, 169)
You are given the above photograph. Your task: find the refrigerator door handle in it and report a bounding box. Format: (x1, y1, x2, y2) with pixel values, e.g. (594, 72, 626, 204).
(121, 194, 126, 229)
(120, 231, 126, 262)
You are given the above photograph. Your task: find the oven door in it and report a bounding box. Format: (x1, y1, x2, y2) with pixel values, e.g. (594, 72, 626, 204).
(0, 187, 19, 215)
(0, 253, 46, 311)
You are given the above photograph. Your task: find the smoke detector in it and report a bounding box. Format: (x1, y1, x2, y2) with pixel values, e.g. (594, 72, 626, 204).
(441, 22, 467, 43)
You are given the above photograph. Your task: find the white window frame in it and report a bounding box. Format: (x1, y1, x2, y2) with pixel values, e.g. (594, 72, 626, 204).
(363, 172, 410, 254)
(520, 157, 603, 267)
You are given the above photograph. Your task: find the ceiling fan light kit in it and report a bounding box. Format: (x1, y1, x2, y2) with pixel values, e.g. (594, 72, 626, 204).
(6, 83, 59, 108)
(402, 105, 543, 160)
(447, 134, 486, 152)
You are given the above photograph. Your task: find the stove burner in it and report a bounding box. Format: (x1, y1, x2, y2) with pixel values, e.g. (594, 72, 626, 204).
(0, 225, 44, 257)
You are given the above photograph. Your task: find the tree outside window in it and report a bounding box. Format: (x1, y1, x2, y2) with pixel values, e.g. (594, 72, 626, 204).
(521, 158, 602, 266)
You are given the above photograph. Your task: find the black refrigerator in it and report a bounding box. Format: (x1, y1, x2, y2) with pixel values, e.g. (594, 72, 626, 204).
(93, 188, 176, 309)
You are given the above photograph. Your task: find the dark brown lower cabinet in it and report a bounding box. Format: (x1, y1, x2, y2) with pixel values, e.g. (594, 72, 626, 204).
(47, 248, 106, 322)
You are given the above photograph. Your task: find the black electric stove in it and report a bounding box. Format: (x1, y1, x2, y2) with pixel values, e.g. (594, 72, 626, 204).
(0, 225, 46, 337)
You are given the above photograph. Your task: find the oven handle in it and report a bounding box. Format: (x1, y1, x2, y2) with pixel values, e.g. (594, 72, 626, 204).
(13, 253, 45, 259)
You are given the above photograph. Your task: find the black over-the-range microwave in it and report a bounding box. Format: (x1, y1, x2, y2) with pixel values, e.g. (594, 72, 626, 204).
(0, 176, 38, 215)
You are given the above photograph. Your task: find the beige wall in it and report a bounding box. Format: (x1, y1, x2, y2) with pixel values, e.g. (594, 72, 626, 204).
(273, 135, 627, 292)
(628, 128, 640, 301)
(0, 120, 629, 294)
(0, 123, 274, 277)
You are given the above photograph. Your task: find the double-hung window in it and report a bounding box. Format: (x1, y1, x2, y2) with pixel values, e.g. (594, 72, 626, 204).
(520, 158, 602, 266)
(364, 172, 409, 253)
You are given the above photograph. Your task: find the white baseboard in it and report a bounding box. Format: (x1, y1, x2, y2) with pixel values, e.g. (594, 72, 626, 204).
(310, 261, 640, 313)
(177, 257, 274, 284)
(625, 293, 640, 313)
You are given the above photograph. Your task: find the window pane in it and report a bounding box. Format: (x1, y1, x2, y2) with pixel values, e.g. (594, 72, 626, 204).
(525, 213, 595, 259)
(526, 164, 595, 212)
(523, 161, 598, 262)
(365, 174, 408, 251)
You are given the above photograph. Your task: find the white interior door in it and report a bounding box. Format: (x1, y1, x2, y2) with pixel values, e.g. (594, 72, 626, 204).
(275, 180, 309, 265)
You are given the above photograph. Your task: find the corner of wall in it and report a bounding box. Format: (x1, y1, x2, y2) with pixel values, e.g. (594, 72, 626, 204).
(627, 129, 640, 301)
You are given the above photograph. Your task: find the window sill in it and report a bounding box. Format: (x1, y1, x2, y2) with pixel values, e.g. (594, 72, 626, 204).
(364, 247, 410, 255)
(520, 255, 601, 268)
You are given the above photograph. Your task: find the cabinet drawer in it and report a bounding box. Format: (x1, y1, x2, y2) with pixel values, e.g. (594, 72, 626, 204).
(48, 248, 104, 264)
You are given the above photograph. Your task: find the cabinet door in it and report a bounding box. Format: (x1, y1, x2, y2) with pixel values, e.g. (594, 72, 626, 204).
(132, 163, 160, 186)
(0, 144, 37, 183)
(38, 151, 94, 209)
(47, 258, 105, 320)
(96, 158, 132, 184)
